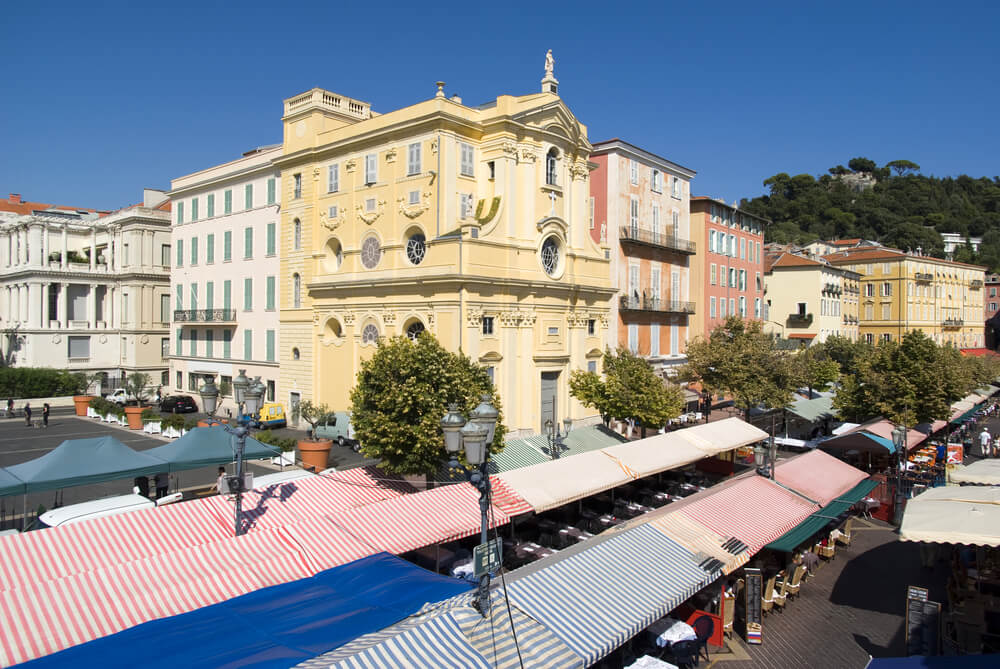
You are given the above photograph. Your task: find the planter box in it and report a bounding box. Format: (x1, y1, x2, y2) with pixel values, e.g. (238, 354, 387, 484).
(162, 426, 181, 439)
(73, 395, 95, 416)
(103, 413, 118, 423)
(86, 407, 100, 419)
(270, 451, 295, 466)
(143, 421, 162, 434)
(124, 406, 148, 430)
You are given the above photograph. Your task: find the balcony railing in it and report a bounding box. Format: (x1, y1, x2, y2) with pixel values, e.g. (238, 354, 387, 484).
(174, 308, 237, 323)
(942, 318, 964, 328)
(914, 272, 933, 282)
(787, 313, 813, 326)
(970, 279, 984, 289)
(823, 283, 843, 296)
(619, 295, 696, 314)
(619, 226, 696, 255)
(842, 315, 858, 324)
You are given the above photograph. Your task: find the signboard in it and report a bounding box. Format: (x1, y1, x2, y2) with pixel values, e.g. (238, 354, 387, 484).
(744, 568, 763, 645)
(473, 538, 502, 578)
(904, 585, 940, 656)
(946, 443, 964, 465)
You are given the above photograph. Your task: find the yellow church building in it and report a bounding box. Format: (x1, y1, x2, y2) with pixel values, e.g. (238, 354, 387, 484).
(276, 58, 613, 436)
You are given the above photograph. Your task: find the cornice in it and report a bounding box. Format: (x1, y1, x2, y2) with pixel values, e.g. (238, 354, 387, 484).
(306, 273, 617, 298)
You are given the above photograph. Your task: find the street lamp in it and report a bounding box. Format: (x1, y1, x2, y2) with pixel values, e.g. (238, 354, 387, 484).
(233, 369, 250, 413)
(544, 416, 572, 459)
(440, 395, 500, 618)
(198, 375, 219, 418)
(892, 424, 907, 525)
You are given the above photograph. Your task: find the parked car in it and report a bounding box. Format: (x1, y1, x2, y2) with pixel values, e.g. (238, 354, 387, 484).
(315, 411, 360, 451)
(159, 394, 198, 413)
(106, 388, 129, 405)
(254, 402, 287, 429)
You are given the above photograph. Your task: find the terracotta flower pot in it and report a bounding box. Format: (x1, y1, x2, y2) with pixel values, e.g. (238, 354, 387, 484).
(73, 395, 95, 416)
(124, 406, 147, 430)
(297, 438, 332, 473)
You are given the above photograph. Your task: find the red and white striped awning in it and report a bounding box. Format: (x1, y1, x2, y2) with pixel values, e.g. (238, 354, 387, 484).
(489, 476, 533, 517)
(773, 449, 869, 506)
(679, 475, 819, 554)
(329, 482, 512, 556)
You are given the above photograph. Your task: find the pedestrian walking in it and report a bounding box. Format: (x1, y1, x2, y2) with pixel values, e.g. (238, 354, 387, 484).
(980, 427, 992, 457)
(41, 403, 49, 428)
(5, 398, 13, 418)
(23, 402, 31, 427)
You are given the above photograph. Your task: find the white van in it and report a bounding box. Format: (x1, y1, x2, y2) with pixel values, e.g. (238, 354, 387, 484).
(37, 492, 182, 528)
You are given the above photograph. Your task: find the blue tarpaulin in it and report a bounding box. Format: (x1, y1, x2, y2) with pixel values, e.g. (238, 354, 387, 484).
(16, 552, 473, 669)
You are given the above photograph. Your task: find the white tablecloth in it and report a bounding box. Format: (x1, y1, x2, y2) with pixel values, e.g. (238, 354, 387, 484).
(626, 655, 678, 669)
(648, 617, 697, 647)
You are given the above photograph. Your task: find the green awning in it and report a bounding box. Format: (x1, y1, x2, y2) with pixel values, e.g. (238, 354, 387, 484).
(951, 403, 985, 424)
(765, 479, 879, 552)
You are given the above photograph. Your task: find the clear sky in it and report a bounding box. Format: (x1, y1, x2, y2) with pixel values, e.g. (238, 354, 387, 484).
(2, 0, 997, 210)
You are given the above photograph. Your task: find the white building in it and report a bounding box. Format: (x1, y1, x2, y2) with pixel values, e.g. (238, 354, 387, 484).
(0, 191, 173, 387)
(168, 145, 282, 414)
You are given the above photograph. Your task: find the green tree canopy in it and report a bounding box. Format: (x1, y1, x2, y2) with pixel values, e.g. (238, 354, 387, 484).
(349, 333, 504, 476)
(885, 159, 920, 177)
(682, 316, 799, 420)
(794, 344, 840, 396)
(569, 347, 684, 430)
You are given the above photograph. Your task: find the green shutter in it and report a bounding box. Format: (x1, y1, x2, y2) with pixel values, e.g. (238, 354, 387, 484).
(223, 329, 231, 359)
(191, 197, 198, 221)
(177, 202, 184, 224)
(176, 329, 182, 356)
(245, 184, 253, 210)
(176, 239, 183, 267)
(244, 329, 252, 360)
(206, 233, 214, 263)
(244, 227, 253, 258)
(191, 237, 198, 265)
(224, 189, 232, 214)
(190, 283, 198, 311)
(224, 231, 232, 261)
(266, 222, 276, 256)
(267, 178, 276, 205)
(223, 280, 231, 311)
(206, 281, 214, 310)
(205, 330, 214, 358)
(266, 276, 275, 310)
(190, 329, 197, 357)
(244, 278, 252, 311)
(176, 284, 182, 311)
(207, 194, 215, 218)
(266, 330, 275, 362)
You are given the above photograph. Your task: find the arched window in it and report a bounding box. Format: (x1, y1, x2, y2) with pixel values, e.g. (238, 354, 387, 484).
(292, 273, 301, 308)
(406, 232, 426, 265)
(545, 148, 559, 186)
(362, 323, 379, 344)
(541, 235, 561, 276)
(406, 320, 425, 341)
(293, 218, 302, 250)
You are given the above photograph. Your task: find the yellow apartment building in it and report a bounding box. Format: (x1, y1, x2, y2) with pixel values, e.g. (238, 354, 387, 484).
(762, 251, 861, 344)
(823, 246, 985, 346)
(276, 64, 613, 435)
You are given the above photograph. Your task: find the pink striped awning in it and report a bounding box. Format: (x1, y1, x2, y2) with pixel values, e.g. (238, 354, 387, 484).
(679, 476, 819, 554)
(329, 482, 512, 556)
(774, 450, 868, 506)
(489, 476, 533, 517)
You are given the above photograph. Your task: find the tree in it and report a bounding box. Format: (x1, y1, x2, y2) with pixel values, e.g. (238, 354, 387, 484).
(795, 345, 840, 397)
(349, 333, 503, 476)
(821, 334, 872, 377)
(124, 372, 152, 405)
(0, 325, 21, 368)
(885, 160, 920, 177)
(848, 157, 877, 174)
(293, 400, 330, 440)
(569, 348, 684, 434)
(683, 317, 799, 420)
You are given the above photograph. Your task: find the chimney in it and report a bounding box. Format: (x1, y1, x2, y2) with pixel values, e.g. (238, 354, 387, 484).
(8, 194, 21, 205)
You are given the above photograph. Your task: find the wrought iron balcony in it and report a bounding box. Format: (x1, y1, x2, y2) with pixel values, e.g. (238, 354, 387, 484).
(942, 318, 964, 328)
(823, 283, 843, 296)
(173, 308, 237, 323)
(970, 279, 984, 289)
(787, 313, 813, 326)
(619, 226, 696, 255)
(914, 272, 933, 282)
(842, 315, 858, 324)
(619, 295, 696, 314)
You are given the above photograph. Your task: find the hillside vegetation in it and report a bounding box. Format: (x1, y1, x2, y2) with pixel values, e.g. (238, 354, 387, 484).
(740, 157, 1000, 270)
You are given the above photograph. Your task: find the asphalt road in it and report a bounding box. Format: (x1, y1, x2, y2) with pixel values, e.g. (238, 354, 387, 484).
(0, 410, 375, 529)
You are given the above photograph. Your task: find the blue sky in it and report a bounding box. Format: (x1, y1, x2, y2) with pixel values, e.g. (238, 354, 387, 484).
(2, 1, 997, 210)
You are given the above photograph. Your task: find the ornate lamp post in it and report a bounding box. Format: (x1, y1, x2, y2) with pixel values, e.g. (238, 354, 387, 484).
(441, 395, 499, 617)
(198, 375, 219, 418)
(892, 424, 906, 525)
(544, 416, 572, 459)
(232, 369, 250, 419)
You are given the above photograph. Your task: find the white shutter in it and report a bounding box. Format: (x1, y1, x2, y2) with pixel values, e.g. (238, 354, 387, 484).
(408, 143, 421, 175)
(328, 164, 339, 192)
(365, 154, 377, 184)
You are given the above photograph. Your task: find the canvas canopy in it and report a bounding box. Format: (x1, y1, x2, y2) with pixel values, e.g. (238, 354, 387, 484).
(143, 425, 280, 472)
(774, 449, 869, 506)
(497, 450, 636, 513)
(949, 459, 1000, 485)
(0, 468, 24, 497)
(899, 486, 1000, 547)
(2, 436, 168, 494)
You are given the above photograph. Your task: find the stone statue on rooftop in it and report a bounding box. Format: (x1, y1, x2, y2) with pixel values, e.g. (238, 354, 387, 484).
(545, 49, 554, 77)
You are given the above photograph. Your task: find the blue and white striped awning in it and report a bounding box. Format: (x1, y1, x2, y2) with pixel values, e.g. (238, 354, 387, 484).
(321, 611, 490, 669)
(504, 524, 717, 665)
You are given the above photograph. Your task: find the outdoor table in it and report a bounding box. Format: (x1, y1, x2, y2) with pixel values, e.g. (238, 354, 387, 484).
(514, 541, 555, 561)
(648, 616, 697, 648)
(595, 514, 620, 528)
(558, 525, 593, 543)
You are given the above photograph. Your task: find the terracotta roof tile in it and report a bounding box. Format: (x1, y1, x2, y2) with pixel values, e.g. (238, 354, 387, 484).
(0, 193, 107, 217)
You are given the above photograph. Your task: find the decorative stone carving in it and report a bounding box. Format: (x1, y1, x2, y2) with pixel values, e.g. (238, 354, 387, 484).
(398, 191, 431, 219)
(598, 313, 609, 328)
(566, 311, 589, 328)
(385, 147, 397, 163)
(498, 310, 537, 328)
(356, 200, 386, 225)
(313, 312, 321, 325)
(342, 311, 356, 325)
(520, 147, 537, 162)
(99, 335, 108, 344)
(320, 208, 345, 231)
(430, 139, 438, 154)
(425, 312, 435, 327)
(382, 311, 397, 326)
(466, 309, 483, 326)
(569, 162, 589, 181)
(313, 167, 321, 180)
(344, 159, 357, 173)
(140, 334, 149, 345)
(51, 334, 61, 344)
(501, 141, 518, 158)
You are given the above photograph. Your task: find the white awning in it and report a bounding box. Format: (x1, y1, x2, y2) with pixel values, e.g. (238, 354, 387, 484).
(497, 450, 636, 513)
(949, 459, 1000, 485)
(673, 417, 769, 456)
(602, 437, 707, 479)
(900, 486, 1000, 547)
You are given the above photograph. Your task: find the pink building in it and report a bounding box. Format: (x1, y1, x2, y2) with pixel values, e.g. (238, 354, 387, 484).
(589, 140, 696, 374)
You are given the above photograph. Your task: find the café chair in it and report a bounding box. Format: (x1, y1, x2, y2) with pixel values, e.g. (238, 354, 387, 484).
(664, 639, 701, 668)
(692, 614, 714, 662)
(772, 577, 789, 611)
(761, 575, 777, 615)
(836, 517, 854, 547)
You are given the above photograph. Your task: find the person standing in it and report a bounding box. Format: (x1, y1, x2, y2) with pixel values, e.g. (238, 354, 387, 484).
(216, 466, 228, 495)
(980, 427, 992, 458)
(5, 398, 13, 418)
(23, 402, 31, 427)
(42, 403, 50, 428)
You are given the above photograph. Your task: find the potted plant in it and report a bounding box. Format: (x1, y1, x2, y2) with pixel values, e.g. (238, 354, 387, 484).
(72, 373, 97, 416)
(292, 400, 332, 472)
(122, 372, 152, 429)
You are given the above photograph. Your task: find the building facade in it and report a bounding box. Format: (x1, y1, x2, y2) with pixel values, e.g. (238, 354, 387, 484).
(167, 146, 282, 413)
(982, 273, 999, 349)
(762, 251, 861, 343)
(688, 197, 767, 340)
(824, 246, 986, 347)
(589, 140, 695, 374)
(0, 192, 172, 386)
(276, 70, 613, 435)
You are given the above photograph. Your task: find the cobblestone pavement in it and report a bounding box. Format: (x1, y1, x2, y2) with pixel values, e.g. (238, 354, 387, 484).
(712, 517, 948, 669)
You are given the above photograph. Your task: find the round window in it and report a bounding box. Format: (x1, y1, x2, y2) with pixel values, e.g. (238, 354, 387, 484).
(541, 236, 560, 276)
(406, 321, 425, 341)
(361, 237, 381, 269)
(361, 323, 379, 344)
(406, 233, 426, 265)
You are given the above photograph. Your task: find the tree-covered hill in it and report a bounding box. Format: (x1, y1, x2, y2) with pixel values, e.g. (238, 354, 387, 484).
(740, 158, 1000, 270)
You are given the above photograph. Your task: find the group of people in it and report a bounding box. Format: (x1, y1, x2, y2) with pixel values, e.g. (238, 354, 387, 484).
(5, 398, 50, 427)
(978, 426, 1000, 458)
